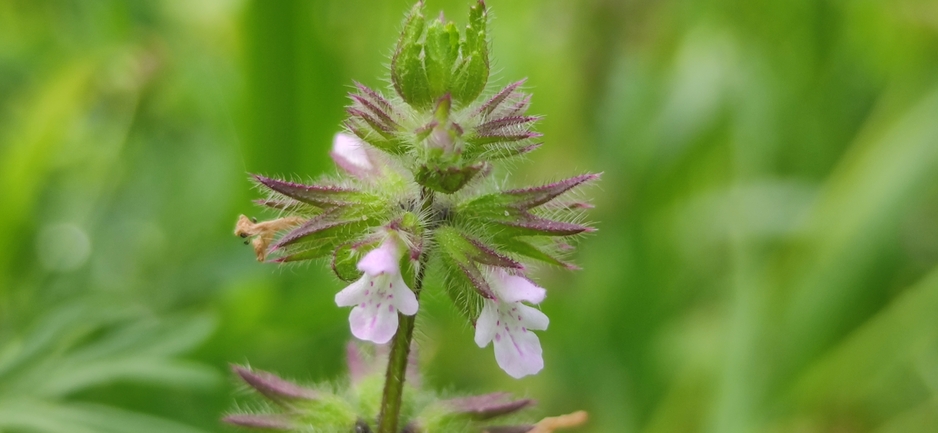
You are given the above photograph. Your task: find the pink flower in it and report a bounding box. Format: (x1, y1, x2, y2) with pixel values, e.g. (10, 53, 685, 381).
(335, 236, 418, 344)
(474, 271, 549, 378)
(330, 133, 380, 180)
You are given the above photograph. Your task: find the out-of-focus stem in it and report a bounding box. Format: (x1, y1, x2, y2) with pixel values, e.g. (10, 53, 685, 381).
(377, 188, 433, 433)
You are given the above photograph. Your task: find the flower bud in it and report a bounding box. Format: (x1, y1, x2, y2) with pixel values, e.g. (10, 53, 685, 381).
(391, 1, 490, 108)
(391, 2, 431, 108)
(424, 19, 460, 99)
(331, 133, 380, 180)
(451, 0, 489, 105)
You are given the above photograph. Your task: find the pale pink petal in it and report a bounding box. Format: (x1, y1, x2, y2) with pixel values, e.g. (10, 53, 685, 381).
(335, 277, 369, 307)
(358, 240, 400, 276)
(348, 300, 399, 344)
(492, 326, 543, 379)
(331, 133, 376, 179)
(369, 298, 400, 344)
(517, 304, 549, 331)
(340, 235, 415, 344)
(389, 274, 418, 315)
(494, 273, 546, 304)
(474, 299, 499, 348)
(348, 306, 373, 341)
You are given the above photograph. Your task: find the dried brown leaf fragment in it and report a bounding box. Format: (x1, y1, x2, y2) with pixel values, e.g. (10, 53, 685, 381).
(234, 215, 304, 261)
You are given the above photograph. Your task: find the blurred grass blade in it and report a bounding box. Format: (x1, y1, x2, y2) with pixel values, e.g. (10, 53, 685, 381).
(785, 85, 938, 371)
(0, 303, 136, 379)
(789, 267, 938, 407)
(35, 358, 220, 398)
(0, 399, 209, 433)
(874, 398, 938, 433)
(0, 60, 96, 300)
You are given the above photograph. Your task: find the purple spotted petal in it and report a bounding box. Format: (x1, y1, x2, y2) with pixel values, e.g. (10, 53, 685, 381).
(475, 291, 549, 379)
(390, 273, 418, 315)
(338, 236, 418, 344)
(492, 321, 543, 379)
(349, 298, 399, 344)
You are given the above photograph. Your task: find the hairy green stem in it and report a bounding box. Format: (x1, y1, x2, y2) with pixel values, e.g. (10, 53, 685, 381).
(377, 188, 434, 433)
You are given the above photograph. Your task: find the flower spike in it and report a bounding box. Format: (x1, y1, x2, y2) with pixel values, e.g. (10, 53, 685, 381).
(231, 2, 595, 431)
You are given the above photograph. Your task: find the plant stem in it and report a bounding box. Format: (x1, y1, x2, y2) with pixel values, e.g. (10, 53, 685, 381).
(375, 266, 425, 433)
(377, 188, 434, 433)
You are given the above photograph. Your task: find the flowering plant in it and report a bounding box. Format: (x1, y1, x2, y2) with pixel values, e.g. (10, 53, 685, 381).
(230, 2, 596, 432)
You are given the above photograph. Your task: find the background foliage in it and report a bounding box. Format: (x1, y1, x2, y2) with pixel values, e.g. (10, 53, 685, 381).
(2, 0, 938, 432)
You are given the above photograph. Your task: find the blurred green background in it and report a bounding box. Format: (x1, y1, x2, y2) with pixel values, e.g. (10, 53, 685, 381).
(2, 0, 938, 432)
